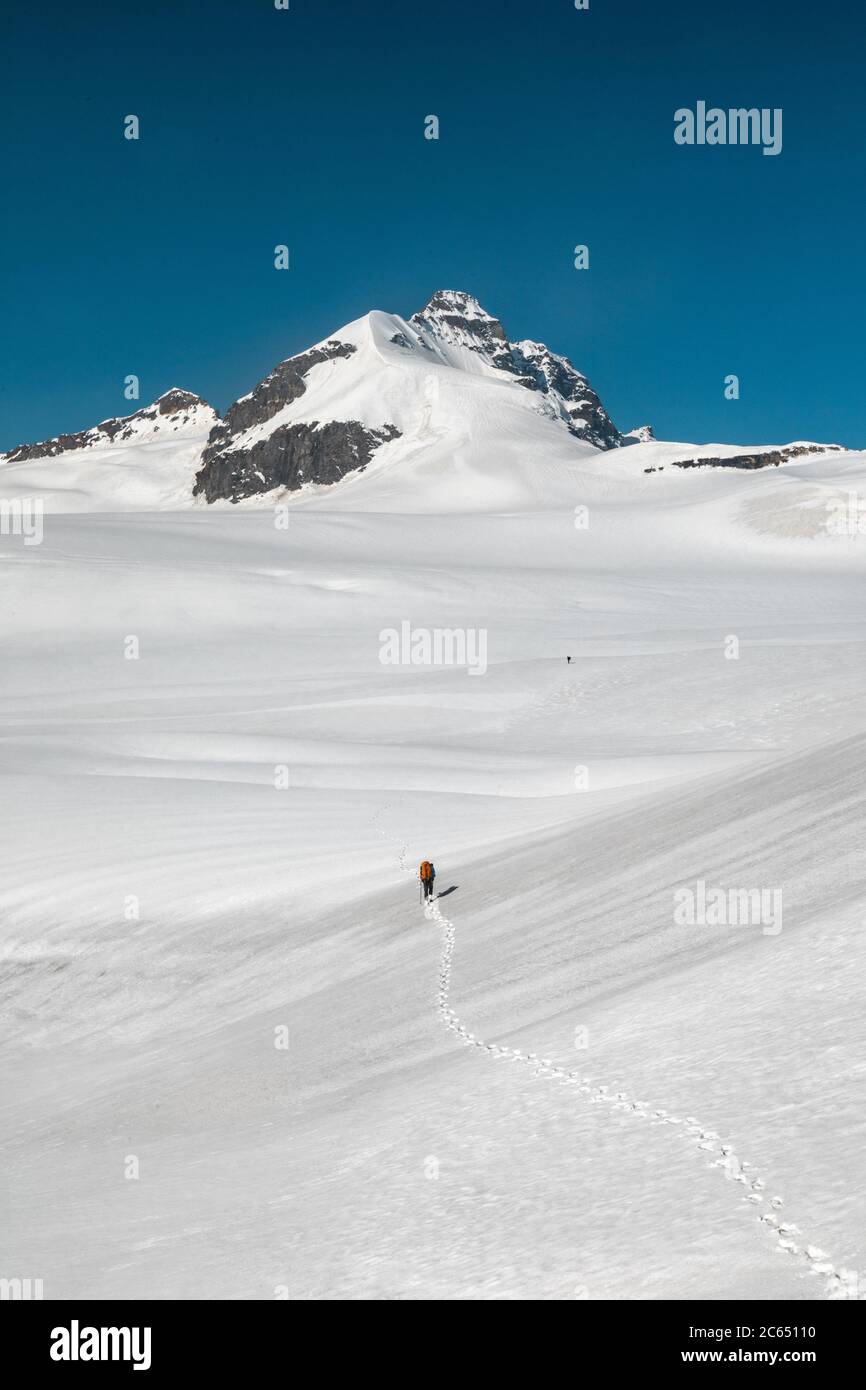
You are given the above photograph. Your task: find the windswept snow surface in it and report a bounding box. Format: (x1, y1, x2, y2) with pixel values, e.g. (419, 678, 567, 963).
(2, 427, 866, 1299)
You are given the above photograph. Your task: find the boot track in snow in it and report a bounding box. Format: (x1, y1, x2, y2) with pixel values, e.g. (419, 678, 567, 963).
(429, 896, 861, 1301)
(371, 806, 859, 1299)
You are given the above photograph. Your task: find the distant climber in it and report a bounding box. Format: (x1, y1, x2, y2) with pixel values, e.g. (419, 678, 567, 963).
(420, 860, 436, 902)
(567, 655, 572, 663)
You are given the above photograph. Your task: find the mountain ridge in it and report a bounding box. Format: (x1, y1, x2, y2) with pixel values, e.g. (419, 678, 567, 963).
(2, 291, 853, 511)
(2, 291, 625, 497)
(4, 389, 218, 463)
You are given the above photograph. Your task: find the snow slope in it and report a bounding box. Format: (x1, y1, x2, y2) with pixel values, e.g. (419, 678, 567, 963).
(2, 437, 866, 1298)
(0, 389, 217, 513)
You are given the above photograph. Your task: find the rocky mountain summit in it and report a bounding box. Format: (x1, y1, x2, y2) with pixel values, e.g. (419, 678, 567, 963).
(409, 291, 622, 450)
(0, 293, 627, 496)
(191, 290, 624, 501)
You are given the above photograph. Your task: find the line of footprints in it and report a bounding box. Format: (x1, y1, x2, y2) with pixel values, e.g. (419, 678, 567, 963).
(368, 806, 860, 1302)
(429, 898, 862, 1302)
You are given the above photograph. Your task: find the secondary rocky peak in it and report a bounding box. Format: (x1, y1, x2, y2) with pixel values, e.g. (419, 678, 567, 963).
(4, 390, 219, 463)
(154, 388, 210, 415)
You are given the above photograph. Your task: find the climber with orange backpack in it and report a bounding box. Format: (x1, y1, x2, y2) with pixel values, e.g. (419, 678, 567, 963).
(419, 859, 436, 904)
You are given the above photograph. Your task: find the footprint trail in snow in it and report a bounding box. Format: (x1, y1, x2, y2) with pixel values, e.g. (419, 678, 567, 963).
(370, 806, 859, 1300)
(428, 896, 861, 1302)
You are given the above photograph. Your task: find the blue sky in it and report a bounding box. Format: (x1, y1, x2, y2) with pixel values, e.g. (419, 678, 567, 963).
(2, 0, 864, 450)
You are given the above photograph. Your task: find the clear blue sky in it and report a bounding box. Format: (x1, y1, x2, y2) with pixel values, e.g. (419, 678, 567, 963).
(2, 0, 864, 450)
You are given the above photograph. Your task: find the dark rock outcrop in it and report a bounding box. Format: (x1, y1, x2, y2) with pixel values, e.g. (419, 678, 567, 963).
(213, 341, 356, 441)
(670, 444, 843, 471)
(193, 337, 402, 501)
(194, 420, 400, 503)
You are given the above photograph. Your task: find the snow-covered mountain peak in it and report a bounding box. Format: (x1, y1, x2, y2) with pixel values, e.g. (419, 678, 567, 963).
(410, 289, 512, 366)
(404, 291, 621, 450)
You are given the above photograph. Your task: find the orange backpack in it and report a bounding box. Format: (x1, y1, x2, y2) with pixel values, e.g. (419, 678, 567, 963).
(420, 861, 433, 881)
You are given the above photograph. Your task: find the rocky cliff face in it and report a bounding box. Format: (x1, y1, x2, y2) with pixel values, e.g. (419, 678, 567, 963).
(410, 289, 515, 372)
(212, 341, 356, 441)
(410, 290, 622, 450)
(4, 389, 217, 462)
(192, 339, 402, 503)
(507, 339, 621, 449)
(194, 419, 400, 503)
